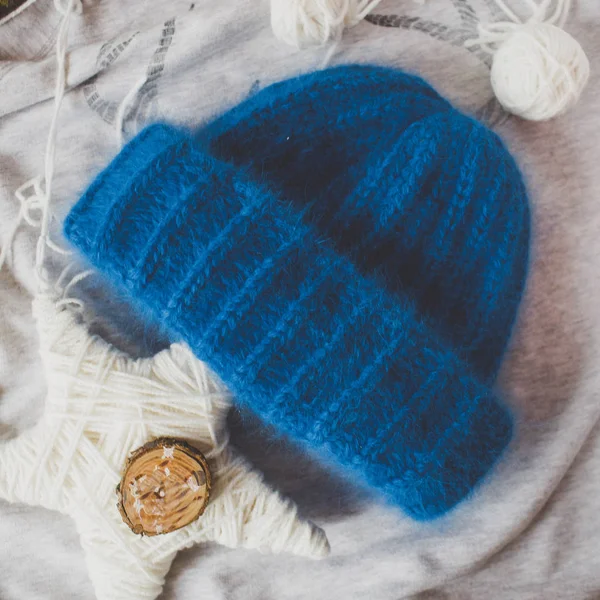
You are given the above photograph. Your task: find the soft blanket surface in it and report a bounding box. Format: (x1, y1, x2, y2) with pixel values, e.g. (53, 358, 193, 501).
(0, 0, 599, 598)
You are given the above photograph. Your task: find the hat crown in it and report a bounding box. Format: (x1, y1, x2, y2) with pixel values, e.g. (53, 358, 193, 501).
(204, 65, 530, 380)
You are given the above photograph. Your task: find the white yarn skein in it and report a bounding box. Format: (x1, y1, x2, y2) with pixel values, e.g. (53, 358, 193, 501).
(491, 22, 589, 121)
(271, 0, 384, 48)
(468, 0, 590, 121)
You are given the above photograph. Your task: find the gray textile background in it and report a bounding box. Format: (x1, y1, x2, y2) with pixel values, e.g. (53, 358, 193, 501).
(1, 0, 599, 598)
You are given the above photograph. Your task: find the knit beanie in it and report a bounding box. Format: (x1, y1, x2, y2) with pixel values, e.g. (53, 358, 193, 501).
(199, 65, 530, 382)
(65, 119, 516, 520)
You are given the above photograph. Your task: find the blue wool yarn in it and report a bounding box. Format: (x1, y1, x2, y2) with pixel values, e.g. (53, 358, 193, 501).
(65, 108, 522, 519)
(199, 65, 530, 382)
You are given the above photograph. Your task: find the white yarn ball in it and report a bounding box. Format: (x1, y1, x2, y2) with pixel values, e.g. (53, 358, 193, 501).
(271, 0, 347, 47)
(490, 23, 590, 121)
(271, 0, 372, 48)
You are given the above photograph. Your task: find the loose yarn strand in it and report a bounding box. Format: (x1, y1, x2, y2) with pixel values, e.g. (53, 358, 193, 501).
(0, 0, 147, 272)
(488, 0, 523, 22)
(353, 0, 383, 23)
(0, 0, 82, 282)
(37, 0, 81, 288)
(0, 0, 99, 313)
(62, 268, 94, 300)
(466, 0, 589, 120)
(115, 75, 148, 146)
(549, 0, 571, 26)
(0, 177, 44, 271)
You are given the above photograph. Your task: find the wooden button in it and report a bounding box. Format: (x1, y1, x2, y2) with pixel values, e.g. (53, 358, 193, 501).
(117, 437, 211, 536)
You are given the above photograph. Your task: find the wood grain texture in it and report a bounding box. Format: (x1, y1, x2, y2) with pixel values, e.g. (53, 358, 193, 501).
(117, 437, 211, 536)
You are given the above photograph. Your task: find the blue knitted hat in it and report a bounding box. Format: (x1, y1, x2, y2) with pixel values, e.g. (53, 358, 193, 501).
(200, 65, 530, 382)
(64, 66, 530, 520)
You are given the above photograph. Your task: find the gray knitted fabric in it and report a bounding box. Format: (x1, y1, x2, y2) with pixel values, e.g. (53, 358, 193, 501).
(0, 0, 599, 598)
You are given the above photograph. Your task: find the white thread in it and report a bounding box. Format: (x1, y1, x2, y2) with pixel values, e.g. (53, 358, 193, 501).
(0, 178, 44, 270)
(0, 295, 329, 600)
(62, 268, 94, 299)
(37, 0, 79, 286)
(466, 0, 589, 121)
(55, 261, 84, 295)
(271, 0, 384, 48)
(0, 0, 95, 308)
(115, 76, 148, 146)
(0, 0, 39, 27)
(53, 0, 82, 15)
(0, 0, 79, 280)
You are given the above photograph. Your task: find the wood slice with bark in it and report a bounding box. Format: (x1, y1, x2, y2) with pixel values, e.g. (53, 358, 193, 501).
(117, 437, 211, 536)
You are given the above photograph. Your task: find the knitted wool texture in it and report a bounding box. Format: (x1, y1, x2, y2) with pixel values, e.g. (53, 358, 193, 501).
(64, 81, 528, 517)
(0, 294, 329, 600)
(199, 65, 530, 382)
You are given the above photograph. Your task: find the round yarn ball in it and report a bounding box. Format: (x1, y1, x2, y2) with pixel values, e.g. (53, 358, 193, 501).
(271, 0, 361, 48)
(490, 22, 590, 121)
